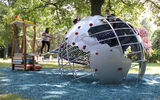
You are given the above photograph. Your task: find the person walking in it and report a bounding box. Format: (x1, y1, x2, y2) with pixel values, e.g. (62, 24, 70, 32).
(40, 28, 51, 54)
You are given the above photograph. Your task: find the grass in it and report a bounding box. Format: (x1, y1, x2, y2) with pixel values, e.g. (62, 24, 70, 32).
(40, 64, 89, 69)
(0, 94, 31, 100)
(0, 58, 10, 60)
(0, 61, 160, 69)
(0, 58, 160, 67)
(0, 61, 160, 68)
(2, 61, 158, 73)
(0, 63, 11, 67)
(38, 61, 58, 64)
(40, 64, 59, 68)
(147, 63, 160, 67)
(129, 68, 151, 72)
(132, 63, 160, 67)
(0, 60, 159, 74)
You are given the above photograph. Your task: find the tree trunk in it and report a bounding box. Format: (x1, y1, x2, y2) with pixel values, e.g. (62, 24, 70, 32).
(3, 43, 8, 59)
(91, 0, 105, 16)
(14, 27, 20, 53)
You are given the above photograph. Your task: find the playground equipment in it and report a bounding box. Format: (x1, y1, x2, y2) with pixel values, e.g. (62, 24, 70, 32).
(10, 16, 42, 71)
(58, 15, 147, 83)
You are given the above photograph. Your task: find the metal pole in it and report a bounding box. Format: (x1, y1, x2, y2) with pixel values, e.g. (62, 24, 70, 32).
(105, 19, 124, 55)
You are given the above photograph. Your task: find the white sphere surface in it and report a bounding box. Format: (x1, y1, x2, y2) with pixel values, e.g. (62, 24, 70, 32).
(64, 15, 133, 83)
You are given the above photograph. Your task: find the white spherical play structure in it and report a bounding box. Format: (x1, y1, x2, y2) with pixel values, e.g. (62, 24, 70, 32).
(58, 15, 147, 84)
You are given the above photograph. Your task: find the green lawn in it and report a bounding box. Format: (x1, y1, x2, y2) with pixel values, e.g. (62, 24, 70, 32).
(129, 68, 152, 72)
(0, 62, 159, 74)
(132, 63, 160, 67)
(0, 94, 31, 100)
(0, 63, 11, 67)
(147, 63, 160, 67)
(38, 61, 59, 64)
(0, 62, 160, 68)
(40, 64, 59, 68)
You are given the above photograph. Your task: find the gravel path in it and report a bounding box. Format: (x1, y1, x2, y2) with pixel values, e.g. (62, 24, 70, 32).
(0, 67, 160, 100)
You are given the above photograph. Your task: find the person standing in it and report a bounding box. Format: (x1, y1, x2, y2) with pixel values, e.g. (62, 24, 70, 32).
(40, 28, 51, 54)
(105, 10, 116, 21)
(73, 15, 81, 24)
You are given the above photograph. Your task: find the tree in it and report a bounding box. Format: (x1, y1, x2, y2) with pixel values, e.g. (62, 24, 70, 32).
(21, 0, 160, 25)
(0, 1, 10, 58)
(136, 27, 152, 55)
(0, 0, 17, 6)
(152, 29, 160, 52)
(151, 29, 160, 62)
(0, 0, 19, 58)
(0, 0, 159, 58)
(91, 0, 104, 16)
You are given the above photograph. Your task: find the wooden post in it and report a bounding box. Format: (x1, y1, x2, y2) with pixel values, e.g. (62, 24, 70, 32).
(32, 20, 36, 70)
(22, 17, 27, 71)
(25, 26, 27, 70)
(32, 21, 36, 53)
(21, 36, 23, 53)
(11, 24, 16, 70)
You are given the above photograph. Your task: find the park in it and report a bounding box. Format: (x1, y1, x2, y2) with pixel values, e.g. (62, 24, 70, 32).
(0, 0, 160, 100)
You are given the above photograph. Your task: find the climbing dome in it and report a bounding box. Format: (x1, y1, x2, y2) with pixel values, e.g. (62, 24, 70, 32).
(58, 15, 147, 83)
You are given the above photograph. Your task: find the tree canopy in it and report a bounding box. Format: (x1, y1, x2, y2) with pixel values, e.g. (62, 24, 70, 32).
(3, 0, 159, 30)
(0, 0, 159, 59)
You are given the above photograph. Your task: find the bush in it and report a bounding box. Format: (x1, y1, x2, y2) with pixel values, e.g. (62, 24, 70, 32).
(149, 29, 160, 62)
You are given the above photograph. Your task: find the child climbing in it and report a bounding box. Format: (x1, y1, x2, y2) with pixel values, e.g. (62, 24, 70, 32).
(40, 28, 51, 54)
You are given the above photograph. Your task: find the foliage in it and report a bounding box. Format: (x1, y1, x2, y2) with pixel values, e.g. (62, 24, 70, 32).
(0, 0, 159, 59)
(136, 27, 152, 55)
(0, 1, 15, 58)
(146, 0, 160, 26)
(141, 18, 155, 39)
(0, 1, 7, 47)
(152, 29, 160, 50)
(102, 0, 145, 26)
(148, 29, 160, 62)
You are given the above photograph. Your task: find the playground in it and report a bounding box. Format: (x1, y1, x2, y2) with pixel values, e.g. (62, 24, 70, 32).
(0, 59, 160, 99)
(0, 15, 160, 100)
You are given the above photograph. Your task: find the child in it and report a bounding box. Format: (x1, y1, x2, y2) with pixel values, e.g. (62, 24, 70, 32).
(73, 15, 81, 24)
(40, 28, 51, 54)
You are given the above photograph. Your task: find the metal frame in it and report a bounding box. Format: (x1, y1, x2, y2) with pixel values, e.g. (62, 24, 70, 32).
(58, 16, 147, 80)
